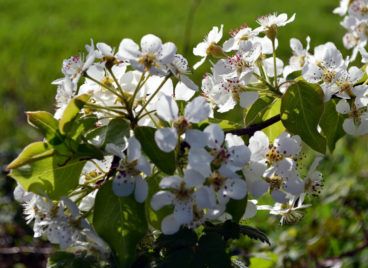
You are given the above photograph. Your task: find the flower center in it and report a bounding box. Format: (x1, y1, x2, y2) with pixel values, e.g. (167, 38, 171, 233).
(208, 171, 226, 191)
(175, 182, 194, 201)
(174, 116, 191, 135)
(322, 69, 335, 83)
(265, 145, 284, 165)
(211, 147, 230, 167)
(265, 175, 283, 191)
(138, 53, 157, 70)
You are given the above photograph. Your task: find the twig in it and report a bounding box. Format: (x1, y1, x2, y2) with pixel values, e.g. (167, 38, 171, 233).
(225, 115, 281, 136)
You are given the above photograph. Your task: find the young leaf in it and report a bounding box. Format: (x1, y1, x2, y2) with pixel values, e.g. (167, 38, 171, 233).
(7, 142, 54, 170)
(27, 111, 65, 145)
(104, 117, 130, 147)
(9, 154, 86, 200)
(281, 81, 326, 154)
(319, 99, 345, 152)
(59, 94, 90, 135)
(134, 126, 176, 175)
(93, 181, 148, 268)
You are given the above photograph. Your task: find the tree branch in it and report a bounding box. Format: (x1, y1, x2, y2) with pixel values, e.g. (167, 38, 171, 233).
(225, 114, 281, 136)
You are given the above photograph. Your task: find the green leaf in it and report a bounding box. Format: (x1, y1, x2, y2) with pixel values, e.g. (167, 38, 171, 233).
(104, 117, 130, 147)
(245, 95, 274, 126)
(69, 114, 98, 141)
(281, 81, 326, 154)
(59, 94, 90, 135)
(319, 99, 345, 152)
(197, 232, 231, 268)
(145, 174, 173, 230)
(9, 154, 86, 199)
(27, 111, 64, 145)
(155, 228, 197, 251)
(198, 118, 242, 131)
(85, 117, 130, 149)
(93, 181, 148, 268)
(239, 225, 270, 245)
(7, 142, 54, 169)
(262, 98, 284, 141)
(246, 96, 284, 141)
(226, 195, 247, 223)
(134, 126, 176, 175)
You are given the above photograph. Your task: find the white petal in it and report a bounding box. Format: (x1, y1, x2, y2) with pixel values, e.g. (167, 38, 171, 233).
(118, 38, 141, 60)
(134, 176, 148, 203)
(137, 156, 152, 176)
(96, 42, 113, 57)
(185, 129, 209, 148)
(248, 177, 269, 198)
(140, 34, 162, 53)
(274, 132, 301, 157)
(159, 42, 177, 64)
(239, 92, 259, 108)
(193, 56, 207, 70)
(156, 94, 179, 122)
(249, 131, 269, 162)
(204, 124, 224, 148)
(243, 200, 257, 219)
(113, 174, 135, 197)
(207, 25, 223, 43)
(154, 128, 178, 152)
(160, 176, 182, 189)
(224, 178, 247, 200)
(161, 214, 180, 235)
(151, 191, 174, 211)
(188, 148, 213, 177)
(184, 96, 211, 123)
(271, 190, 288, 203)
(195, 186, 215, 208)
(227, 144, 251, 167)
(127, 137, 142, 162)
(184, 169, 205, 187)
(193, 42, 208, 57)
(173, 201, 193, 224)
(285, 177, 304, 196)
(336, 99, 350, 114)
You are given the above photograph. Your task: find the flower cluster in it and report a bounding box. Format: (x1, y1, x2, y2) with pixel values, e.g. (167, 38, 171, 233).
(8, 3, 368, 262)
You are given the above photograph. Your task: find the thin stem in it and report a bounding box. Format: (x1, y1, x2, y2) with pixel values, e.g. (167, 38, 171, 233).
(130, 71, 147, 108)
(272, 40, 278, 88)
(84, 74, 124, 100)
(136, 75, 171, 119)
(106, 68, 136, 123)
(225, 114, 281, 136)
(85, 103, 127, 116)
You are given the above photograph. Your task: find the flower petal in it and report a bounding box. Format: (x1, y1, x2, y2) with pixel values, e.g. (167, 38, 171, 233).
(184, 96, 211, 123)
(113, 174, 135, 197)
(151, 191, 174, 211)
(161, 214, 180, 235)
(154, 127, 178, 152)
(134, 176, 148, 203)
(156, 94, 179, 122)
(140, 34, 162, 53)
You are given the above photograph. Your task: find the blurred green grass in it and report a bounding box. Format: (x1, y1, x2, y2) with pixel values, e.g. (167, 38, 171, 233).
(3, 0, 368, 266)
(0, 0, 341, 151)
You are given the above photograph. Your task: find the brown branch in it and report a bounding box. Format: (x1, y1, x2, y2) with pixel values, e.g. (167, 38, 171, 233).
(225, 114, 281, 136)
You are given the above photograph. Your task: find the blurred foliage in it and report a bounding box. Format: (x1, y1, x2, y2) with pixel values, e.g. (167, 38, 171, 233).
(1, 0, 368, 267)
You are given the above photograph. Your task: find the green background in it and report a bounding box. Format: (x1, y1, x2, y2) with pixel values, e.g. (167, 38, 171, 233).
(1, 0, 368, 267)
